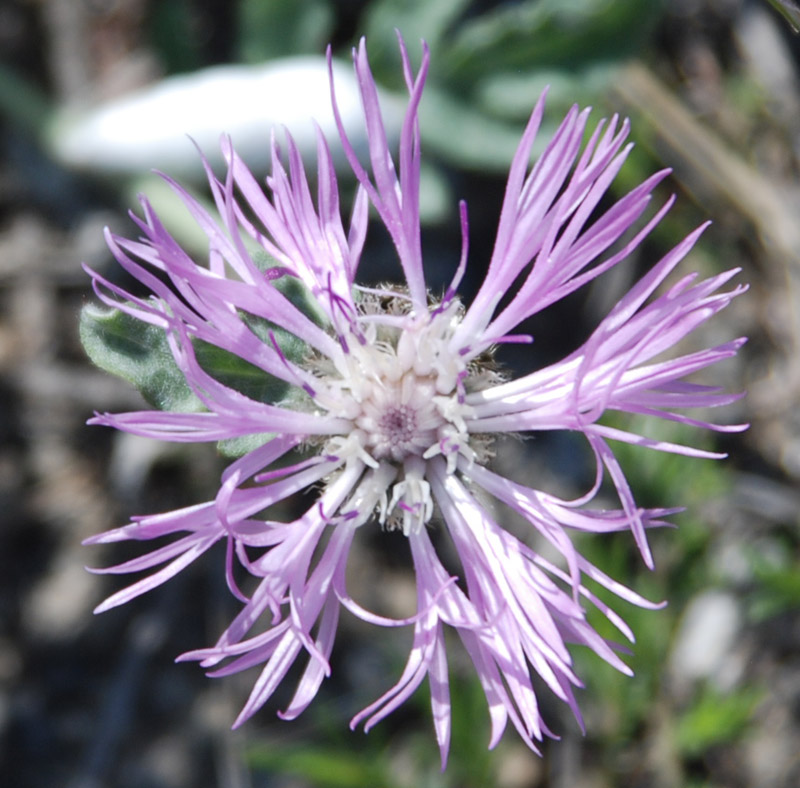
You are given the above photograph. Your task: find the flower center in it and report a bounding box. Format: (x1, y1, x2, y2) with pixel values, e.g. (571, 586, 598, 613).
(357, 373, 440, 462)
(312, 295, 495, 534)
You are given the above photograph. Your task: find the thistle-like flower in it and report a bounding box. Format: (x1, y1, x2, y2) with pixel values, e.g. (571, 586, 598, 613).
(82, 36, 745, 764)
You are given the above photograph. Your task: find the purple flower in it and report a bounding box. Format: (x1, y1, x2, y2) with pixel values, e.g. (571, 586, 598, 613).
(83, 36, 745, 764)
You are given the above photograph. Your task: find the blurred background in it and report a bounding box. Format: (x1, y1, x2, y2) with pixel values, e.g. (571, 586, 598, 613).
(0, 0, 798, 786)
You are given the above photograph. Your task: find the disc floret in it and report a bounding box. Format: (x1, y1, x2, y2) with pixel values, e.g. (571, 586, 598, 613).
(313, 294, 492, 534)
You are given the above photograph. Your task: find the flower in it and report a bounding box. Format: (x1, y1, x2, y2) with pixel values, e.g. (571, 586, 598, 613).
(82, 35, 746, 765)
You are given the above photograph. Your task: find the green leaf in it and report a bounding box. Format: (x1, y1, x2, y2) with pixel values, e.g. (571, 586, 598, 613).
(364, 0, 473, 85)
(216, 433, 276, 458)
(237, 0, 334, 63)
(419, 86, 539, 171)
(764, 0, 800, 32)
(81, 259, 326, 457)
(80, 303, 297, 457)
(748, 545, 800, 621)
(0, 64, 52, 137)
(443, 0, 664, 84)
(147, 0, 207, 75)
(475, 63, 617, 121)
(247, 745, 394, 788)
(252, 252, 328, 329)
(676, 686, 762, 757)
(80, 302, 303, 415)
(80, 305, 202, 413)
(363, 0, 663, 173)
(194, 339, 291, 404)
(80, 260, 321, 407)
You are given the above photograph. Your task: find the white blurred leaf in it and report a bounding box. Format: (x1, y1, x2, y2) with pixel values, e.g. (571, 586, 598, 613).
(50, 57, 404, 179)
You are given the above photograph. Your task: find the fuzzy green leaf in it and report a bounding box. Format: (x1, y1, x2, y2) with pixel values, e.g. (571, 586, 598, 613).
(81, 259, 325, 457)
(80, 305, 202, 412)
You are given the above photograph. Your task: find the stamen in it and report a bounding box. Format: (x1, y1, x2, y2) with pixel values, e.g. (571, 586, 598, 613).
(313, 294, 495, 533)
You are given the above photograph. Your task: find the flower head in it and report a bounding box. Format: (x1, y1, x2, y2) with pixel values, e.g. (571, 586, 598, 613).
(83, 35, 746, 765)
